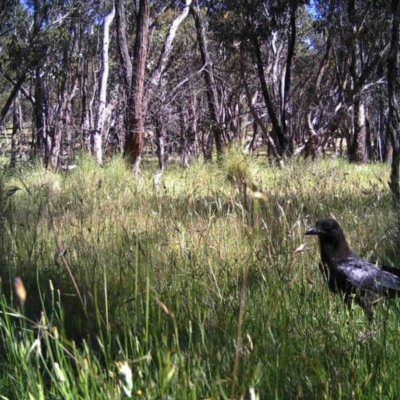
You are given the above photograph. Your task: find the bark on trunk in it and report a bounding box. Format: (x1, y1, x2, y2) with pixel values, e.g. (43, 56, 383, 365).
(145, 0, 192, 113)
(124, 0, 149, 175)
(191, 2, 224, 160)
(281, 3, 296, 154)
(305, 34, 331, 138)
(34, 68, 50, 160)
(0, 74, 26, 126)
(378, 95, 389, 161)
(349, 95, 367, 162)
(146, 0, 191, 175)
(80, 62, 91, 152)
(388, 0, 400, 201)
(93, 4, 115, 165)
(48, 81, 77, 170)
(115, 0, 133, 151)
(252, 37, 288, 156)
(32, 0, 50, 159)
(155, 119, 167, 172)
(10, 93, 22, 168)
(115, 0, 132, 89)
(241, 64, 281, 161)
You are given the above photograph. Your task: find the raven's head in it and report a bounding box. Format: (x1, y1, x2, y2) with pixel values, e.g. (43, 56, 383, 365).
(305, 218, 352, 258)
(305, 218, 343, 238)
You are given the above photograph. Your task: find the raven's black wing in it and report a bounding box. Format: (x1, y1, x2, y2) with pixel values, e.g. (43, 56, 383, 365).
(333, 257, 400, 293)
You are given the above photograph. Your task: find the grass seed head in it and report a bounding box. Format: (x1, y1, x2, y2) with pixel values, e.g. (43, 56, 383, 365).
(14, 277, 27, 304)
(116, 361, 133, 397)
(53, 362, 66, 382)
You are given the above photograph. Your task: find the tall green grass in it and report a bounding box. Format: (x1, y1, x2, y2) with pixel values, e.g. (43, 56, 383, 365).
(0, 152, 398, 399)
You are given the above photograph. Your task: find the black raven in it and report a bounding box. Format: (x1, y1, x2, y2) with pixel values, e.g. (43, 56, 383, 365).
(305, 218, 400, 315)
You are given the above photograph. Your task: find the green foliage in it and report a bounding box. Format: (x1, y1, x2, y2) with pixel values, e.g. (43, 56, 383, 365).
(0, 154, 399, 398)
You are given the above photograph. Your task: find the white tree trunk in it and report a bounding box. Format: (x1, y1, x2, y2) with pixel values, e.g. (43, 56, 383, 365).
(145, 0, 192, 176)
(148, 0, 192, 94)
(93, 4, 115, 165)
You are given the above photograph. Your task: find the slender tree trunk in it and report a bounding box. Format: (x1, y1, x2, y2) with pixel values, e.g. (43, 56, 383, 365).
(93, 4, 115, 165)
(349, 95, 367, 162)
(388, 0, 400, 200)
(34, 68, 50, 160)
(249, 119, 258, 152)
(10, 93, 22, 168)
(190, 93, 199, 158)
(155, 117, 167, 172)
(115, 0, 132, 150)
(191, 1, 224, 160)
(0, 74, 26, 126)
(81, 62, 91, 152)
(48, 130, 60, 170)
(177, 104, 188, 166)
(241, 62, 281, 161)
(48, 81, 77, 169)
(308, 32, 331, 133)
(252, 37, 287, 156)
(32, 0, 50, 159)
(146, 0, 192, 174)
(281, 3, 296, 154)
(124, 0, 149, 175)
(115, 0, 132, 89)
(378, 91, 388, 161)
(145, 0, 191, 111)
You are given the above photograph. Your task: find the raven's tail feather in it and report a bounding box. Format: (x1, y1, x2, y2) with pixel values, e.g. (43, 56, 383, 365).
(378, 269, 400, 293)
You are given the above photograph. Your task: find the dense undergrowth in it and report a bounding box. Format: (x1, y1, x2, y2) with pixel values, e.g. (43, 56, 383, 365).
(0, 151, 399, 399)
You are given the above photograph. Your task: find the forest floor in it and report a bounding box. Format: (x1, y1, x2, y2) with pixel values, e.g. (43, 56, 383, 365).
(0, 151, 399, 399)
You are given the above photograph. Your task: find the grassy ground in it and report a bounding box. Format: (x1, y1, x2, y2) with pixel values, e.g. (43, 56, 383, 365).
(0, 151, 399, 399)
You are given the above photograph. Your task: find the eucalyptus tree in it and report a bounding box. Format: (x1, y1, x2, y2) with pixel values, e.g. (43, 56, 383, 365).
(0, 1, 30, 164)
(301, 0, 391, 161)
(338, 0, 390, 162)
(210, 0, 309, 158)
(122, 0, 150, 175)
(388, 0, 400, 200)
(0, 1, 32, 126)
(33, 0, 107, 169)
(0, 0, 106, 168)
(93, 2, 115, 165)
(117, 0, 194, 174)
(144, 0, 192, 172)
(190, 0, 224, 160)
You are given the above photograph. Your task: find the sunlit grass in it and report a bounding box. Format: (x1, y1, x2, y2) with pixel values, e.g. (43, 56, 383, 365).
(0, 152, 398, 398)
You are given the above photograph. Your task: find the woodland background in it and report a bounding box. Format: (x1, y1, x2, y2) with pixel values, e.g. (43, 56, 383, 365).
(1, 0, 400, 181)
(1, 1, 400, 399)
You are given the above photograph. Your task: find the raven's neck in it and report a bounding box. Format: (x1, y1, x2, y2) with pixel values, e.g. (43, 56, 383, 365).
(319, 234, 353, 262)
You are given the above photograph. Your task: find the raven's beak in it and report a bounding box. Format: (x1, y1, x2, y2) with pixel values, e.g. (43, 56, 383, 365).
(305, 227, 319, 235)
